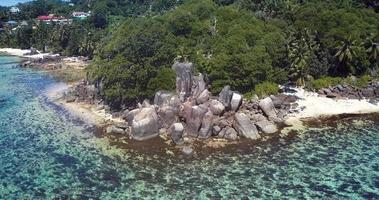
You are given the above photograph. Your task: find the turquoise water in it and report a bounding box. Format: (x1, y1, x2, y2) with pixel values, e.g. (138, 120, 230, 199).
(0, 55, 378, 199)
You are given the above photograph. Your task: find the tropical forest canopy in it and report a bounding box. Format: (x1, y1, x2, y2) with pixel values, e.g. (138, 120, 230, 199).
(0, 0, 378, 109)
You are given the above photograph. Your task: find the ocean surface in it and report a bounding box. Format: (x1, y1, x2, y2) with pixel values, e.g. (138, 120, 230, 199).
(0, 55, 378, 199)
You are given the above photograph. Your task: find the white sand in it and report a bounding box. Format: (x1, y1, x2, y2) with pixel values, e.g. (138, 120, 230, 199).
(0, 48, 53, 59)
(44, 83, 124, 126)
(283, 88, 379, 132)
(287, 88, 379, 118)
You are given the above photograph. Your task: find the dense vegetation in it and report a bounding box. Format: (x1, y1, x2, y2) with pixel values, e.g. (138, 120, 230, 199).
(1, 0, 378, 108)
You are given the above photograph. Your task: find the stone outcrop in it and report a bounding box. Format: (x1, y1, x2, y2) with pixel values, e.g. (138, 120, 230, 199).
(64, 61, 298, 145)
(172, 61, 194, 101)
(131, 107, 159, 141)
(234, 113, 260, 140)
(317, 82, 379, 100)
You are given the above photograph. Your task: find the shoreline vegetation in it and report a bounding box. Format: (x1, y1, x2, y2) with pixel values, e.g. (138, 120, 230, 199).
(1, 48, 379, 156)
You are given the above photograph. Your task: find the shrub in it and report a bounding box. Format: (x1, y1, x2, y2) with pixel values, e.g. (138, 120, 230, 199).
(345, 75, 372, 88)
(310, 77, 343, 90)
(253, 81, 279, 98)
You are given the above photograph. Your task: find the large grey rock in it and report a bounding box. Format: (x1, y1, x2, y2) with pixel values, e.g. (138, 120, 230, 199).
(172, 62, 195, 101)
(198, 111, 213, 139)
(196, 89, 210, 104)
(209, 100, 225, 115)
(234, 113, 260, 140)
(193, 73, 207, 97)
(219, 85, 233, 110)
(230, 92, 243, 111)
(259, 97, 277, 118)
(255, 120, 278, 134)
(184, 105, 208, 137)
(169, 123, 184, 145)
(131, 107, 159, 141)
(158, 105, 178, 128)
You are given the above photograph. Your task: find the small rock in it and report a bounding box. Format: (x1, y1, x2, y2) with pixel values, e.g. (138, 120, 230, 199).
(209, 100, 225, 115)
(106, 125, 125, 134)
(65, 96, 76, 103)
(224, 127, 238, 140)
(169, 123, 184, 145)
(182, 146, 194, 155)
(196, 89, 210, 104)
(212, 126, 221, 136)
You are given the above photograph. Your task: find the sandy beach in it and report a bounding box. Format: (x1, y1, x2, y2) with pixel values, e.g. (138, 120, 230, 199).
(282, 88, 379, 132)
(0, 48, 53, 59)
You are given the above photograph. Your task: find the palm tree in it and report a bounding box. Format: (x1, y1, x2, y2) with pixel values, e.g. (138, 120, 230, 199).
(288, 28, 318, 86)
(365, 37, 379, 76)
(334, 37, 358, 76)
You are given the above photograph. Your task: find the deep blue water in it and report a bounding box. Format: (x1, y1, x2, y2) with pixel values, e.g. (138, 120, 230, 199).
(0, 55, 378, 199)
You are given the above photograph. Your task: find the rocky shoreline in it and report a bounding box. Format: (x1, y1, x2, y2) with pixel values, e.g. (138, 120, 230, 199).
(61, 61, 379, 155)
(3, 50, 379, 155)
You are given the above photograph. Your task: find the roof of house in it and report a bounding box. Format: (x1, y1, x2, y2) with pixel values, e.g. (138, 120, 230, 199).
(37, 15, 65, 21)
(6, 21, 17, 24)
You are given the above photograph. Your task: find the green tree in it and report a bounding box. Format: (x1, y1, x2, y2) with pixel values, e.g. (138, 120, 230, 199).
(287, 28, 319, 86)
(334, 37, 359, 76)
(365, 36, 379, 76)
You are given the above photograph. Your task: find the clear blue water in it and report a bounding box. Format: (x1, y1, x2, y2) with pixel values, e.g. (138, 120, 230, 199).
(0, 0, 31, 7)
(0, 55, 378, 199)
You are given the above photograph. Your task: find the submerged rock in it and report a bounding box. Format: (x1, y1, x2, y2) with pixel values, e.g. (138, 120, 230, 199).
(182, 146, 194, 155)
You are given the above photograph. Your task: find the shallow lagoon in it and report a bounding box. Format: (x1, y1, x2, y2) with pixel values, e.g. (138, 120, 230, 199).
(0, 56, 378, 199)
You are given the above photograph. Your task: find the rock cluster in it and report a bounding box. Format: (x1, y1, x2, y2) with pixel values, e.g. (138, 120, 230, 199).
(63, 62, 298, 146)
(109, 62, 296, 144)
(317, 82, 379, 101)
(64, 80, 99, 104)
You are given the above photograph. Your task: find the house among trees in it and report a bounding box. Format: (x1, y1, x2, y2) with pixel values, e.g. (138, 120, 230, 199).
(72, 12, 90, 20)
(10, 7, 20, 14)
(37, 14, 71, 24)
